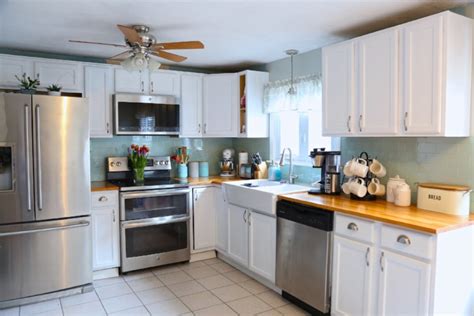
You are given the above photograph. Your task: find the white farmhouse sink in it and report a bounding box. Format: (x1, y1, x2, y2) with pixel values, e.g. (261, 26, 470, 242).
(223, 179, 309, 215)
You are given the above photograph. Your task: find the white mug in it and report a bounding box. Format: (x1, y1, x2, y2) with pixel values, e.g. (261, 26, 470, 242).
(369, 159, 386, 178)
(342, 178, 354, 195)
(349, 178, 367, 198)
(350, 158, 369, 178)
(368, 178, 386, 196)
(343, 160, 354, 177)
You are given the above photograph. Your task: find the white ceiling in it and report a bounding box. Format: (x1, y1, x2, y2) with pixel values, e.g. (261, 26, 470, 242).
(0, 0, 468, 70)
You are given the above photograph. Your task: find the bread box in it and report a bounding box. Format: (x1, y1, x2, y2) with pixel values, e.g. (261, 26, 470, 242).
(417, 183, 471, 216)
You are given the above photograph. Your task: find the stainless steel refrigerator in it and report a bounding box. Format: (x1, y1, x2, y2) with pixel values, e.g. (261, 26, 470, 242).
(0, 93, 92, 305)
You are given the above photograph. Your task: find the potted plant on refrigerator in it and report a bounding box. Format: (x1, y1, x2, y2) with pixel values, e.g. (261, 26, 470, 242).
(47, 84, 62, 96)
(15, 73, 40, 94)
(128, 144, 149, 185)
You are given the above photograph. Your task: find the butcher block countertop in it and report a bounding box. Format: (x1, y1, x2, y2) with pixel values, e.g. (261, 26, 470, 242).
(278, 193, 474, 234)
(91, 181, 119, 192)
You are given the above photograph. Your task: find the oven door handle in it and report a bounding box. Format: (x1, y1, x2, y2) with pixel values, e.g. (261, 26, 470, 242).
(121, 188, 190, 200)
(121, 216, 190, 229)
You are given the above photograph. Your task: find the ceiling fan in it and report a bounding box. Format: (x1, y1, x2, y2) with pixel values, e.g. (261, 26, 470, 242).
(69, 25, 204, 70)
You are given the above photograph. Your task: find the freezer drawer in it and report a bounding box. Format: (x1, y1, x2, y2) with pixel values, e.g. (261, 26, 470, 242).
(0, 217, 92, 302)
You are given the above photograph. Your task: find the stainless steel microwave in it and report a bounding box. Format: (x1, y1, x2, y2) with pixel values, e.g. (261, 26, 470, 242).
(114, 94, 180, 135)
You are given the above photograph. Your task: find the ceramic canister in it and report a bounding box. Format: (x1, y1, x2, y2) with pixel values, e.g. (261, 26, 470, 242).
(199, 161, 209, 177)
(189, 162, 199, 178)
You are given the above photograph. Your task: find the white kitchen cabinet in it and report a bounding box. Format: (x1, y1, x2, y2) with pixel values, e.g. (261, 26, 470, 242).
(248, 211, 276, 282)
(149, 70, 180, 97)
(0, 54, 34, 88)
(332, 236, 375, 316)
(85, 65, 113, 138)
(215, 186, 229, 253)
(228, 204, 249, 266)
(180, 73, 203, 137)
(91, 191, 120, 271)
(357, 28, 399, 135)
(322, 41, 355, 136)
(114, 68, 147, 93)
(34, 60, 83, 91)
(193, 187, 216, 251)
(377, 250, 431, 316)
(237, 70, 269, 138)
(202, 74, 238, 137)
(323, 11, 472, 137)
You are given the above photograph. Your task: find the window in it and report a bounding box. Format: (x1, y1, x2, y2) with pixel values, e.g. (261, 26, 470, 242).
(264, 74, 339, 165)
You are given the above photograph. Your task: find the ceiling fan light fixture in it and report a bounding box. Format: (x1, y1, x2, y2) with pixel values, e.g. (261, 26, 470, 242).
(147, 58, 161, 72)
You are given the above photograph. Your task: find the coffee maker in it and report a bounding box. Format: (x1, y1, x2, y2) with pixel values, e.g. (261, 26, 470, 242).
(219, 148, 236, 177)
(308, 148, 341, 195)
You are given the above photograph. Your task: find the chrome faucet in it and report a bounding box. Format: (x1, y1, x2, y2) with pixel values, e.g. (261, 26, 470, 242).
(279, 148, 298, 184)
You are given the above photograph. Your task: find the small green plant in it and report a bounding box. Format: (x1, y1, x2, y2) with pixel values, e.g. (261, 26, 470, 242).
(47, 84, 62, 92)
(15, 73, 40, 90)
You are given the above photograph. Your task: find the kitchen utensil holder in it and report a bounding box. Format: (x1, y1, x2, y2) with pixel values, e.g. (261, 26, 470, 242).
(347, 151, 377, 201)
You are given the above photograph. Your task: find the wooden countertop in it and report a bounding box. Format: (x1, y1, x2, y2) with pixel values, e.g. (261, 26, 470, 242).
(91, 181, 119, 192)
(278, 193, 474, 234)
(180, 176, 242, 186)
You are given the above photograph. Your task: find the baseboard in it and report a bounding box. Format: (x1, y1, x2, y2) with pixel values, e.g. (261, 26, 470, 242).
(93, 268, 119, 280)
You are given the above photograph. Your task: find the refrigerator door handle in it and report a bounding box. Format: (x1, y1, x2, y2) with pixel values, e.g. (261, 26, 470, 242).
(0, 220, 90, 237)
(24, 104, 32, 212)
(35, 104, 43, 211)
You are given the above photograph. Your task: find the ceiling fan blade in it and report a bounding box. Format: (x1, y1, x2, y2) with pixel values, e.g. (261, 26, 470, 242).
(106, 59, 122, 65)
(117, 24, 142, 44)
(152, 41, 204, 50)
(152, 51, 187, 62)
(69, 40, 127, 48)
(108, 51, 131, 60)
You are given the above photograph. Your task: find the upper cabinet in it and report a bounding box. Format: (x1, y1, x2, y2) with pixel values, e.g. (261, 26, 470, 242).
(323, 11, 472, 137)
(85, 65, 114, 138)
(114, 68, 180, 97)
(114, 68, 147, 94)
(238, 70, 269, 137)
(180, 73, 203, 137)
(34, 60, 83, 91)
(149, 70, 180, 96)
(0, 54, 34, 88)
(203, 74, 239, 137)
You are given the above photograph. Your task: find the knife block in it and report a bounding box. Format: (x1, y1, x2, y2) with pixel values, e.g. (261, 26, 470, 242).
(253, 162, 268, 179)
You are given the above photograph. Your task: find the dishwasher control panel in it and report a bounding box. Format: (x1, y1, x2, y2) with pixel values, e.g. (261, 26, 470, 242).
(276, 200, 333, 231)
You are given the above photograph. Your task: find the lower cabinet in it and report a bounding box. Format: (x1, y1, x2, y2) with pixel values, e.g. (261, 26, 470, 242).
(215, 187, 229, 253)
(377, 250, 431, 316)
(193, 187, 216, 251)
(332, 236, 375, 316)
(228, 204, 249, 266)
(91, 191, 120, 271)
(248, 211, 276, 282)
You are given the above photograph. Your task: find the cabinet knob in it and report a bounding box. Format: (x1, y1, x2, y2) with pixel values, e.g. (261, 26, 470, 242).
(365, 247, 370, 267)
(98, 196, 108, 202)
(396, 234, 411, 245)
(347, 222, 358, 231)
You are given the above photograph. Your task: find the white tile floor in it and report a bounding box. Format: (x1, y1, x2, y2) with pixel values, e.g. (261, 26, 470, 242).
(0, 258, 309, 316)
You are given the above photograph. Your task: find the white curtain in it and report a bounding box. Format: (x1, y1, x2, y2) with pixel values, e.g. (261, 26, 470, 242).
(263, 74, 322, 113)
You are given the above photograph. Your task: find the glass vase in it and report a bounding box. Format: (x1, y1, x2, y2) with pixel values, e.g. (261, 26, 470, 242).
(133, 167, 145, 185)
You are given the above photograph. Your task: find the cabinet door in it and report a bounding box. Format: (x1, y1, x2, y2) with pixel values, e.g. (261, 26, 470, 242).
(322, 41, 355, 136)
(34, 61, 83, 91)
(114, 68, 147, 93)
(248, 211, 276, 282)
(91, 207, 120, 270)
(332, 236, 375, 316)
(402, 14, 443, 135)
(215, 187, 229, 253)
(85, 65, 113, 138)
(378, 250, 431, 316)
(203, 74, 238, 137)
(149, 71, 180, 96)
(228, 204, 249, 266)
(0, 55, 34, 88)
(180, 74, 203, 137)
(358, 29, 399, 135)
(193, 187, 216, 251)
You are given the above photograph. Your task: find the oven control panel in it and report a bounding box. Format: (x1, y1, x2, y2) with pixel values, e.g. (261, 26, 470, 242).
(108, 156, 172, 172)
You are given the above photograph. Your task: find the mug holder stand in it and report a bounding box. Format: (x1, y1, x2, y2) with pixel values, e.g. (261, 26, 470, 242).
(347, 151, 378, 201)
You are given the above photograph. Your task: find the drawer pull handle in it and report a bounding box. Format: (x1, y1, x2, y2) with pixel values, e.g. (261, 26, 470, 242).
(347, 222, 358, 231)
(365, 247, 370, 267)
(99, 196, 108, 202)
(397, 235, 411, 245)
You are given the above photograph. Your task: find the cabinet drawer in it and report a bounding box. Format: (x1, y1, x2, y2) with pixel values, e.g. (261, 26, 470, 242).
(381, 224, 434, 260)
(91, 191, 117, 208)
(335, 214, 375, 243)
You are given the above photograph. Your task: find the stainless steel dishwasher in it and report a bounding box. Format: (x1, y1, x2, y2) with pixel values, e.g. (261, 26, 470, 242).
(276, 200, 333, 315)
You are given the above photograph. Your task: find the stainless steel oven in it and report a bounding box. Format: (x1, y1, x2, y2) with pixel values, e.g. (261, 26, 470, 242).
(114, 94, 179, 136)
(120, 188, 191, 272)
